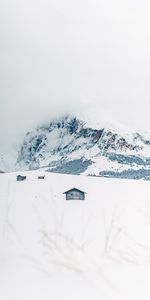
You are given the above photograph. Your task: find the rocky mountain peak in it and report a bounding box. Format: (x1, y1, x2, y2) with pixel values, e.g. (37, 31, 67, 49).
(15, 114, 150, 180)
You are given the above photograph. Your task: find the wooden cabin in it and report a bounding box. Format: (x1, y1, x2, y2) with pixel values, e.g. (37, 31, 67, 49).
(38, 176, 45, 179)
(16, 175, 26, 181)
(63, 188, 86, 200)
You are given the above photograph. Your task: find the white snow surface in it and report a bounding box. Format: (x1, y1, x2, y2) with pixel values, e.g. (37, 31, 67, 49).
(1, 171, 150, 299)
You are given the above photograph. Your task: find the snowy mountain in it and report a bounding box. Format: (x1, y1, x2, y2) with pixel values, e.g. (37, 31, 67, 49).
(15, 114, 150, 180)
(1, 171, 150, 299)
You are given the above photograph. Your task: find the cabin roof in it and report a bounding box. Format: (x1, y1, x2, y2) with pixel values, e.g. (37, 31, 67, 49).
(63, 188, 86, 194)
(16, 174, 26, 181)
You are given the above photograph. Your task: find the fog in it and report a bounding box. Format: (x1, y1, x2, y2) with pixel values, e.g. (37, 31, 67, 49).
(1, 0, 150, 145)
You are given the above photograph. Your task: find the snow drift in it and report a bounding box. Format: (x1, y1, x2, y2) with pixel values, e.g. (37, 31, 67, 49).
(1, 171, 150, 299)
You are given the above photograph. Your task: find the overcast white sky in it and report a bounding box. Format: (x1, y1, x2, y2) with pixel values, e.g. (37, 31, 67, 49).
(1, 0, 150, 144)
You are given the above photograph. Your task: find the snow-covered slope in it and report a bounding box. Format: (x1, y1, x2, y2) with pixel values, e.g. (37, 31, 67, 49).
(15, 115, 150, 180)
(1, 171, 150, 299)
(1, 114, 150, 179)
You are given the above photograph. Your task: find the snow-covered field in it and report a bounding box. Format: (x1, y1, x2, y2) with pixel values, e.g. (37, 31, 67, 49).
(1, 171, 150, 299)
